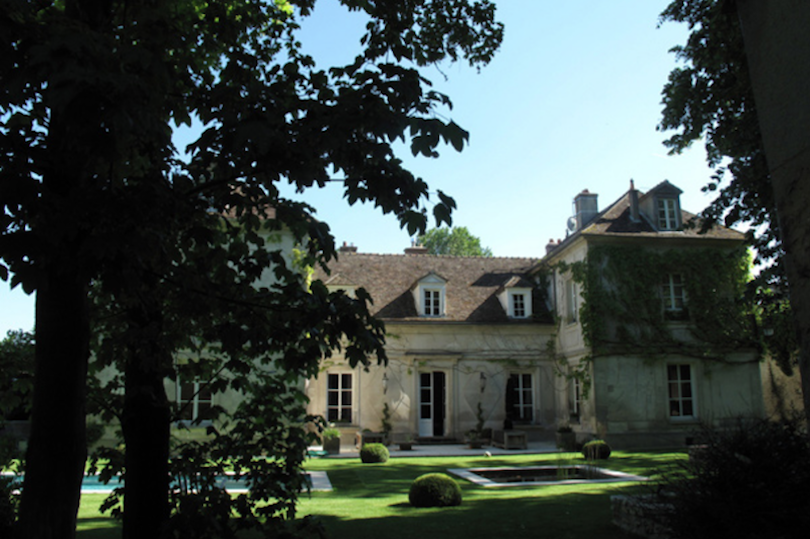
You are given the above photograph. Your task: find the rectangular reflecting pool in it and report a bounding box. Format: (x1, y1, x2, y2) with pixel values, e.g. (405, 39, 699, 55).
(449, 465, 648, 488)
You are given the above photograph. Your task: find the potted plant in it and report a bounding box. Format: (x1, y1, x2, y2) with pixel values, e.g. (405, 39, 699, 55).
(555, 423, 576, 452)
(398, 434, 415, 451)
(322, 428, 341, 455)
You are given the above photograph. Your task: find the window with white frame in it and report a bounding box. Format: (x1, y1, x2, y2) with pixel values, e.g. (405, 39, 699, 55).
(512, 293, 526, 317)
(506, 373, 533, 422)
(507, 289, 532, 319)
(657, 197, 680, 230)
(423, 287, 443, 316)
(327, 373, 353, 423)
(565, 279, 578, 324)
(667, 364, 696, 419)
(661, 273, 687, 320)
(177, 380, 213, 422)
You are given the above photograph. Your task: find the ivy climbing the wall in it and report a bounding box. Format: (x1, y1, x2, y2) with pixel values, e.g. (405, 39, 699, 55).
(561, 244, 756, 361)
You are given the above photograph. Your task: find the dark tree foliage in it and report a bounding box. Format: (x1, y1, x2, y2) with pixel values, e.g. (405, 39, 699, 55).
(654, 418, 810, 539)
(0, 330, 34, 424)
(0, 1, 503, 537)
(658, 0, 781, 286)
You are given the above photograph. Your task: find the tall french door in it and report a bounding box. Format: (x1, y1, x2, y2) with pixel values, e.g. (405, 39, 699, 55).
(418, 371, 446, 437)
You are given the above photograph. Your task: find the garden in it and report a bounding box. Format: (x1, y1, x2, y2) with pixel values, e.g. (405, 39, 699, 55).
(71, 449, 683, 539)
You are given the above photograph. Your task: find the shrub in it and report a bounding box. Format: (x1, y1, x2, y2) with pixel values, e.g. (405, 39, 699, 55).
(321, 428, 341, 441)
(582, 439, 611, 460)
(409, 473, 462, 507)
(654, 418, 810, 539)
(359, 443, 389, 464)
(0, 475, 18, 536)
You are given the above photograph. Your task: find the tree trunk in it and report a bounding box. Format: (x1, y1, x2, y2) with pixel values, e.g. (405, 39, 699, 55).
(121, 318, 172, 539)
(17, 270, 89, 539)
(738, 0, 810, 424)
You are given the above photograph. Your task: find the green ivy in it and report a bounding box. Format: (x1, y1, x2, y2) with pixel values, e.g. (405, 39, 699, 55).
(561, 245, 756, 361)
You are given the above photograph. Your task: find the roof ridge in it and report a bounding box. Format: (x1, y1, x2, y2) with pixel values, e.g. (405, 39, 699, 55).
(337, 251, 537, 261)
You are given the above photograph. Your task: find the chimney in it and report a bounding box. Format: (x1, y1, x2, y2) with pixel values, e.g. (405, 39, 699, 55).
(545, 238, 559, 255)
(629, 180, 640, 223)
(574, 189, 599, 230)
(338, 241, 358, 253)
(404, 240, 428, 255)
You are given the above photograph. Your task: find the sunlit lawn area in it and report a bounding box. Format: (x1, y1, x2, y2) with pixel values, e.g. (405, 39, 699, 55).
(76, 450, 685, 538)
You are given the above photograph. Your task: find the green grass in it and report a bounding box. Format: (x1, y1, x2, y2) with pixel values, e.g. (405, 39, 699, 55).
(73, 450, 685, 538)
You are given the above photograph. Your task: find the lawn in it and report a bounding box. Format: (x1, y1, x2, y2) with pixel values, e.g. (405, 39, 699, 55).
(75, 450, 685, 538)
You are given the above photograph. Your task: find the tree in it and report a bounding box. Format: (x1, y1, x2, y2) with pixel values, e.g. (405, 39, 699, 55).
(0, 330, 35, 427)
(659, 0, 810, 422)
(0, 1, 503, 537)
(658, 0, 780, 286)
(733, 0, 810, 425)
(417, 226, 493, 256)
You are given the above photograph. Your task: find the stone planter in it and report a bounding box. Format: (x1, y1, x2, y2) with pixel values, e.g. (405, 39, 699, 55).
(556, 431, 577, 451)
(323, 437, 340, 455)
(398, 442, 414, 451)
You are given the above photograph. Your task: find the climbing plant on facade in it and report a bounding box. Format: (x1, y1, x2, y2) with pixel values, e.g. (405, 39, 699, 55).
(561, 245, 756, 361)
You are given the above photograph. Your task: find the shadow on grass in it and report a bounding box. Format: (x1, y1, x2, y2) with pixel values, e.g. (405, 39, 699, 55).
(76, 516, 120, 539)
(309, 489, 635, 539)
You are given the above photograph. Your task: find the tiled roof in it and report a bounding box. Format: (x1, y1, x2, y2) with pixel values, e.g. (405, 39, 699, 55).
(315, 253, 542, 323)
(581, 192, 745, 240)
(544, 184, 746, 260)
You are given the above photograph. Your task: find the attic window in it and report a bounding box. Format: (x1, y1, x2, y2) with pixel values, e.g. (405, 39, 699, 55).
(414, 273, 447, 317)
(423, 287, 443, 316)
(507, 289, 532, 319)
(657, 197, 680, 230)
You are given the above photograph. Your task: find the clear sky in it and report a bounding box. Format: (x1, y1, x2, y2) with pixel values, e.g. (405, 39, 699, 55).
(0, 0, 719, 336)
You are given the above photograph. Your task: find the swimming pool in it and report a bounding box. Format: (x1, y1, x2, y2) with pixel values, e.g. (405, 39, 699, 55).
(2, 471, 331, 493)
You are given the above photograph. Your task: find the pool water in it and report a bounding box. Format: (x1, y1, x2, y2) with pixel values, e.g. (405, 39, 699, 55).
(449, 465, 649, 488)
(3, 471, 330, 493)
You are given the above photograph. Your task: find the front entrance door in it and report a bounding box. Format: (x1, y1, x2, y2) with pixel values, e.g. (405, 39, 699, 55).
(418, 371, 446, 437)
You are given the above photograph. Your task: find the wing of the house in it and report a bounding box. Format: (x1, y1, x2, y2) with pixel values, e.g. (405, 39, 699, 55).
(310, 246, 558, 445)
(541, 181, 764, 448)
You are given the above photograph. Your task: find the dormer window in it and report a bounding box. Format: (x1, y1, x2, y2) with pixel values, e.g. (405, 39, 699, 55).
(498, 280, 533, 319)
(512, 293, 526, 318)
(423, 287, 443, 316)
(657, 197, 680, 230)
(413, 272, 447, 317)
(507, 289, 532, 319)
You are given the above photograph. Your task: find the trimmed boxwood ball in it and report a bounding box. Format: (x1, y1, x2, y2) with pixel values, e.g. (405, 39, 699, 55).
(360, 443, 389, 463)
(409, 473, 462, 507)
(582, 439, 611, 460)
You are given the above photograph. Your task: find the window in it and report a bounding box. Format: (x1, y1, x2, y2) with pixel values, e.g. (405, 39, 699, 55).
(512, 293, 526, 318)
(570, 377, 582, 418)
(177, 380, 213, 423)
(657, 197, 679, 230)
(661, 273, 687, 320)
(565, 279, 578, 324)
(667, 364, 696, 419)
(414, 273, 447, 317)
(506, 373, 533, 422)
(327, 373, 353, 423)
(423, 288, 443, 316)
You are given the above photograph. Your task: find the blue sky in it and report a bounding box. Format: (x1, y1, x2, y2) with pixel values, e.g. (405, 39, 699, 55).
(1, 0, 718, 336)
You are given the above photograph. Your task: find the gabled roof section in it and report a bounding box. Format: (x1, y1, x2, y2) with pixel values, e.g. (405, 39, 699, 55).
(323, 273, 356, 287)
(411, 271, 448, 289)
(542, 182, 746, 263)
(639, 179, 682, 202)
(501, 275, 534, 290)
(314, 253, 542, 323)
